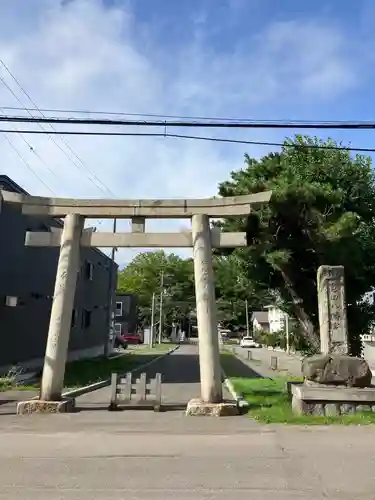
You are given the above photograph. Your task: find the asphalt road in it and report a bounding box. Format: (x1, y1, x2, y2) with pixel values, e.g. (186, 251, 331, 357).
(1, 344, 375, 498)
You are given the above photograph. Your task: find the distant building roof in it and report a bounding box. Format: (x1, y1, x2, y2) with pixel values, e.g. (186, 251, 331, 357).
(251, 311, 269, 323)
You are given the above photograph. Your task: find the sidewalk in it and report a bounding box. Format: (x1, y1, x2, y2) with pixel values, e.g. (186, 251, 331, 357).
(231, 346, 303, 378)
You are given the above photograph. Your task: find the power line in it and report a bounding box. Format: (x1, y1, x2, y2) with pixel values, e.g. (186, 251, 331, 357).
(0, 106, 61, 184)
(0, 128, 373, 153)
(0, 60, 115, 197)
(2, 134, 55, 195)
(1, 105, 371, 126)
(1, 114, 375, 129)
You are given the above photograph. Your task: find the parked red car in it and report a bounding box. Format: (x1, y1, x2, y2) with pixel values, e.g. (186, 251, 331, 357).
(120, 334, 142, 345)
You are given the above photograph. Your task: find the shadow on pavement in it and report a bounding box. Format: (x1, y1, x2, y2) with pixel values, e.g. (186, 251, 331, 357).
(221, 353, 268, 379)
(75, 403, 187, 413)
(156, 354, 200, 384)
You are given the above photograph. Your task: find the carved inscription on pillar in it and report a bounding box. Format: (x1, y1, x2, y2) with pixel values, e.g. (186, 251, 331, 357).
(317, 265, 348, 355)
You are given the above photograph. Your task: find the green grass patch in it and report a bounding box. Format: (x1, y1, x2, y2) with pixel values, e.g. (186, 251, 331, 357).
(231, 377, 375, 425)
(0, 344, 174, 392)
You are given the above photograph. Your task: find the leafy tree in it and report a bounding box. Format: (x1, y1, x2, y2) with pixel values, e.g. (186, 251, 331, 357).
(117, 250, 195, 328)
(213, 254, 270, 330)
(218, 135, 375, 355)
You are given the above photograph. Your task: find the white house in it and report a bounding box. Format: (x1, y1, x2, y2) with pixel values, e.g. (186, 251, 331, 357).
(264, 305, 295, 334)
(251, 312, 270, 332)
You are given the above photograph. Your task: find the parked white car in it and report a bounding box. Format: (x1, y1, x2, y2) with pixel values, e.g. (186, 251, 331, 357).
(240, 336, 261, 348)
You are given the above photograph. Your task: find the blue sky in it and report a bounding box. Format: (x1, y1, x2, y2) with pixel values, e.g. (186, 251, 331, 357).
(0, 0, 374, 263)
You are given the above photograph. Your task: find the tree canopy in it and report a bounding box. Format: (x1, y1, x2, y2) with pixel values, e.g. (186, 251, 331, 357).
(218, 135, 375, 355)
(117, 250, 195, 328)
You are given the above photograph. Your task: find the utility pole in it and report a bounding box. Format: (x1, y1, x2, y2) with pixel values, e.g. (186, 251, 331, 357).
(158, 271, 164, 344)
(285, 312, 290, 354)
(104, 218, 117, 357)
(150, 292, 156, 347)
(245, 299, 250, 336)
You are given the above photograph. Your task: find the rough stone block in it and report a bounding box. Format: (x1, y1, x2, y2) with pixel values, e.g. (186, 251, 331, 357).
(341, 403, 355, 414)
(356, 404, 372, 413)
(302, 354, 372, 388)
(312, 403, 325, 416)
(325, 403, 339, 417)
(185, 398, 239, 417)
(17, 398, 75, 415)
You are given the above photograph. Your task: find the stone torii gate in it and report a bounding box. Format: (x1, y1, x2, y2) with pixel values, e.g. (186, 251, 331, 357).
(1, 189, 271, 414)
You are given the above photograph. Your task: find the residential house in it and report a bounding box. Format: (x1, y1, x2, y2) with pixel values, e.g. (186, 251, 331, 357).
(252, 305, 294, 334)
(0, 175, 117, 372)
(114, 292, 139, 337)
(251, 311, 270, 332)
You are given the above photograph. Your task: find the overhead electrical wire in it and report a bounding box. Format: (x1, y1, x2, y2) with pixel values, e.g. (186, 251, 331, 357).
(0, 59, 116, 198)
(2, 134, 55, 195)
(1, 114, 375, 130)
(0, 105, 61, 184)
(1, 105, 373, 126)
(0, 128, 373, 153)
(0, 60, 134, 237)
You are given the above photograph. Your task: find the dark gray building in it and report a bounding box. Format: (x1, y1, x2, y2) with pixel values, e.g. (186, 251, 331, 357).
(114, 292, 139, 337)
(0, 175, 118, 372)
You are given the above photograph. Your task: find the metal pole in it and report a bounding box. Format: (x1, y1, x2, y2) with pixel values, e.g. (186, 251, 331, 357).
(158, 271, 164, 344)
(285, 312, 290, 354)
(104, 218, 117, 357)
(245, 299, 250, 336)
(150, 292, 156, 347)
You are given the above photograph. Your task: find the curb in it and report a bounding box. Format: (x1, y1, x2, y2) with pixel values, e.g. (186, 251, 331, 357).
(62, 345, 180, 399)
(221, 368, 249, 409)
(29, 345, 180, 401)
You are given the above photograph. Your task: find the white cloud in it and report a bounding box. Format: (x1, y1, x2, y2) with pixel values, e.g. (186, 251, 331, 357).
(0, 0, 362, 265)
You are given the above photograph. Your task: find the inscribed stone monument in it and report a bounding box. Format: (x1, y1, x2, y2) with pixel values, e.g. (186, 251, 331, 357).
(317, 265, 348, 355)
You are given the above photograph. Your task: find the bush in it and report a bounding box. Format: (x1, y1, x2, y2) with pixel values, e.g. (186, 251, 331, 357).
(0, 366, 22, 391)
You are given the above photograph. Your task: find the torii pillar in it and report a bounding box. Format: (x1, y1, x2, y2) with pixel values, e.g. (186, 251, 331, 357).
(18, 213, 84, 413)
(186, 214, 238, 416)
(191, 214, 222, 403)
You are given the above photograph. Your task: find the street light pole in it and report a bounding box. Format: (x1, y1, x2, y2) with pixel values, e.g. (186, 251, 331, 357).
(285, 312, 290, 354)
(245, 299, 250, 336)
(150, 292, 156, 347)
(158, 271, 164, 344)
(104, 218, 117, 357)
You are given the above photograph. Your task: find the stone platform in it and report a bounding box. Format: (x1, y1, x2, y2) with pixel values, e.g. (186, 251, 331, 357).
(290, 382, 375, 416)
(17, 398, 76, 414)
(186, 398, 239, 417)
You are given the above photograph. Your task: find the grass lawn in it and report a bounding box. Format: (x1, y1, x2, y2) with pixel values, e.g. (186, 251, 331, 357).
(231, 377, 375, 425)
(0, 344, 175, 392)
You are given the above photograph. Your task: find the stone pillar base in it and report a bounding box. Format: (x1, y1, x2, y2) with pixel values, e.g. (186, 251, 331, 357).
(17, 398, 76, 415)
(185, 398, 239, 417)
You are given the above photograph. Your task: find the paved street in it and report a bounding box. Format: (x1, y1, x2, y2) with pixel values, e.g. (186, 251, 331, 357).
(77, 343, 205, 410)
(1, 344, 375, 498)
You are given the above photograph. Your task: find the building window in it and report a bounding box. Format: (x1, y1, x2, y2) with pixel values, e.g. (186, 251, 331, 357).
(114, 323, 122, 335)
(82, 310, 92, 329)
(115, 301, 123, 317)
(84, 261, 93, 281)
(5, 296, 18, 307)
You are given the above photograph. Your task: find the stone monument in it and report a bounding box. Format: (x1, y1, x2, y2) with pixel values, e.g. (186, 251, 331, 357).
(317, 265, 348, 355)
(291, 265, 375, 416)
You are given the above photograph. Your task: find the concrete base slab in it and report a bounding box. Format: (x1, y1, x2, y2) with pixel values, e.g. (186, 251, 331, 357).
(185, 398, 239, 417)
(17, 398, 76, 415)
(290, 382, 375, 416)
